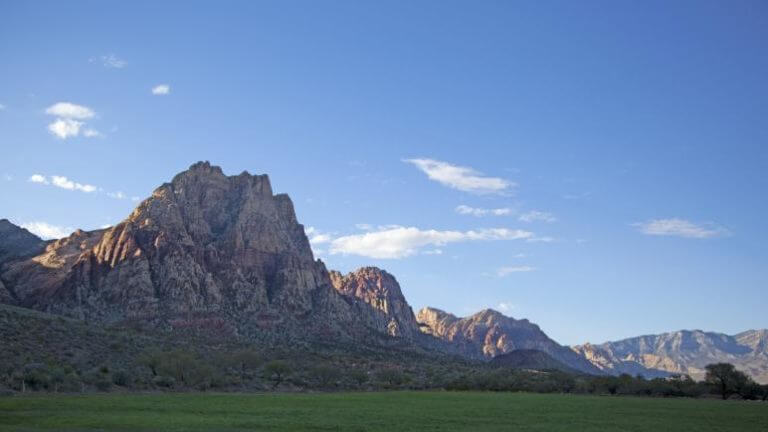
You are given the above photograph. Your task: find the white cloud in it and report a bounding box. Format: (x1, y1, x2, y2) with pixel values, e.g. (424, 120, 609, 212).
(45, 102, 94, 119)
(131, 196, 141, 202)
(455, 205, 512, 217)
(497, 302, 515, 313)
(20, 221, 73, 240)
(497, 265, 535, 277)
(45, 102, 98, 139)
(48, 118, 84, 139)
(634, 218, 728, 239)
(152, 84, 170, 95)
(97, 54, 127, 69)
(29, 174, 97, 193)
(518, 210, 556, 223)
(3, 174, 12, 181)
(404, 158, 514, 194)
(29, 174, 48, 184)
(51, 176, 97, 193)
(355, 223, 374, 231)
(107, 191, 127, 199)
(329, 225, 533, 259)
(304, 226, 332, 245)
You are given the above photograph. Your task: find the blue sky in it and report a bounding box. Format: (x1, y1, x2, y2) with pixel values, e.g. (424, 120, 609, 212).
(1, 1, 766, 345)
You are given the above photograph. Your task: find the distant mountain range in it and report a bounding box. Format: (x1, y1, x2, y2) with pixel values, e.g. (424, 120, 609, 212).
(572, 329, 768, 383)
(0, 161, 764, 382)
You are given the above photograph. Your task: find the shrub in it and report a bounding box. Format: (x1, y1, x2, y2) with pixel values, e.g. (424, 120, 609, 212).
(263, 360, 291, 389)
(153, 375, 176, 388)
(112, 370, 130, 387)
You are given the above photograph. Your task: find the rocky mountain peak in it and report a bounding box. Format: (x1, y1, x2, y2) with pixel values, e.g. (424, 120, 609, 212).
(0, 219, 46, 263)
(416, 306, 601, 374)
(0, 162, 355, 339)
(330, 266, 420, 339)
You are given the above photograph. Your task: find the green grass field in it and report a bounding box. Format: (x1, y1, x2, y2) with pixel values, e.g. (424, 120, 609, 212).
(0, 392, 766, 431)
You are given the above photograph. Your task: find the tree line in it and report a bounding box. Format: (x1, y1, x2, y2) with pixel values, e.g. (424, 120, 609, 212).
(1, 347, 766, 401)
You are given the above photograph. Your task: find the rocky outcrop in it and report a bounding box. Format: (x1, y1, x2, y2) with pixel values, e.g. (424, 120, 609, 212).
(0, 162, 358, 340)
(0, 219, 46, 263)
(416, 307, 602, 374)
(330, 267, 420, 339)
(573, 329, 768, 384)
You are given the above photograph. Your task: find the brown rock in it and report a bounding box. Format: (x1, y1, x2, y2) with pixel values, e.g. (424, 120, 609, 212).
(330, 267, 420, 339)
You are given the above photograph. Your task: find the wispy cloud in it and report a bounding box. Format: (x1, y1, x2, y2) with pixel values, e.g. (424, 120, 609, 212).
(83, 128, 103, 138)
(496, 302, 515, 313)
(107, 191, 127, 200)
(329, 225, 533, 259)
(304, 226, 332, 245)
(518, 210, 556, 223)
(0, 103, 6, 110)
(404, 158, 514, 194)
(29, 174, 48, 184)
(152, 84, 171, 95)
(45, 102, 100, 139)
(20, 221, 73, 240)
(92, 53, 127, 69)
(497, 265, 535, 277)
(29, 174, 97, 193)
(526, 236, 555, 243)
(634, 218, 728, 239)
(455, 205, 512, 217)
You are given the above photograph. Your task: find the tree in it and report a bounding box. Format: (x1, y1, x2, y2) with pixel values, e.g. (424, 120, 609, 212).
(310, 365, 341, 389)
(263, 360, 291, 389)
(349, 369, 369, 387)
(137, 351, 162, 377)
(231, 349, 262, 377)
(50, 368, 66, 393)
(375, 368, 406, 389)
(705, 363, 745, 400)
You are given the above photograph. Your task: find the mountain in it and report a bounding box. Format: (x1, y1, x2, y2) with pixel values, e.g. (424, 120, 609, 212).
(0, 220, 47, 303)
(330, 267, 420, 340)
(416, 307, 602, 374)
(572, 329, 768, 384)
(0, 219, 46, 263)
(490, 349, 579, 374)
(0, 162, 363, 341)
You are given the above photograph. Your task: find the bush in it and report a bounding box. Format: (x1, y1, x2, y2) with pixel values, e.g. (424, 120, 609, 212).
(375, 368, 406, 389)
(310, 365, 342, 389)
(95, 378, 112, 392)
(152, 375, 176, 388)
(263, 360, 291, 389)
(112, 370, 130, 387)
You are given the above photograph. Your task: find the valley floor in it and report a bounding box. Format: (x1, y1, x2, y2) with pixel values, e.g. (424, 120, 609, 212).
(0, 391, 766, 431)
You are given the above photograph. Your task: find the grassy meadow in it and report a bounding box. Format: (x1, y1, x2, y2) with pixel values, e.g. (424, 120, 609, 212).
(1, 391, 766, 432)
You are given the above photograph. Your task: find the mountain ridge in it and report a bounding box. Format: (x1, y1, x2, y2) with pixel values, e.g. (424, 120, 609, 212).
(572, 329, 768, 384)
(1, 161, 765, 383)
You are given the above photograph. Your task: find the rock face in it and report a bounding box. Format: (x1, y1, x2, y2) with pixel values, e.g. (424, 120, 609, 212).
(0, 219, 46, 263)
(416, 307, 602, 374)
(572, 329, 768, 384)
(330, 267, 420, 339)
(0, 162, 356, 340)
